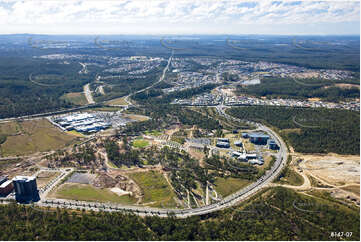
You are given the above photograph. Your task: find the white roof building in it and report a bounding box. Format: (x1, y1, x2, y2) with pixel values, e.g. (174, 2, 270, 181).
(249, 159, 264, 165)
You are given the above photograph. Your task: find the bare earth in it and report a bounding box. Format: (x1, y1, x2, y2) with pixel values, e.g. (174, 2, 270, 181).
(283, 153, 360, 205)
(300, 154, 360, 186)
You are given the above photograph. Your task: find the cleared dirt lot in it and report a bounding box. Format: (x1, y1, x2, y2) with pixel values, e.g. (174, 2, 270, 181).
(300, 154, 360, 186)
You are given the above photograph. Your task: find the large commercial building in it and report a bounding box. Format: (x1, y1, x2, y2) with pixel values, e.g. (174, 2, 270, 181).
(249, 133, 270, 145)
(52, 112, 111, 134)
(13, 176, 39, 203)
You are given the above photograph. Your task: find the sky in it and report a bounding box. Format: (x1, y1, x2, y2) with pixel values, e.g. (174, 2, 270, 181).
(0, 0, 359, 35)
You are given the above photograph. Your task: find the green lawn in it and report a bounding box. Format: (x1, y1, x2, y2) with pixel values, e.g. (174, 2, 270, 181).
(54, 183, 137, 204)
(132, 139, 149, 148)
(144, 130, 163, 137)
(276, 167, 304, 186)
(214, 177, 251, 197)
(60, 92, 88, 105)
(106, 97, 128, 106)
(66, 130, 86, 137)
(107, 160, 118, 168)
(128, 171, 177, 207)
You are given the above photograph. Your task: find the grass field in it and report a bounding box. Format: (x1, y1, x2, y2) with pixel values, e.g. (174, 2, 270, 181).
(242, 139, 255, 151)
(106, 97, 128, 106)
(66, 130, 86, 137)
(0, 119, 76, 157)
(60, 92, 88, 105)
(144, 130, 163, 137)
(260, 155, 276, 171)
(128, 171, 177, 207)
(54, 183, 137, 204)
(277, 167, 304, 186)
(214, 177, 251, 197)
(132, 139, 150, 148)
(0, 122, 19, 136)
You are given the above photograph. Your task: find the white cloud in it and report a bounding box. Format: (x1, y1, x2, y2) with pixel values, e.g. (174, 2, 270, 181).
(0, 0, 359, 34)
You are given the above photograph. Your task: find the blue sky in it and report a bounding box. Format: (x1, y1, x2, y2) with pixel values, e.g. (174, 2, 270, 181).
(0, 0, 359, 35)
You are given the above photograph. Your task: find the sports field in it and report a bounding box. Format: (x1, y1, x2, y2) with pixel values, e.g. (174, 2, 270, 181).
(54, 183, 137, 204)
(132, 139, 150, 148)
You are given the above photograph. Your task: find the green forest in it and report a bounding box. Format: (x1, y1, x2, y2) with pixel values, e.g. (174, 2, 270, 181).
(227, 106, 360, 154)
(0, 187, 358, 240)
(0, 57, 88, 118)
(236, 77, 359, 102)
(123, 105, 222, 135)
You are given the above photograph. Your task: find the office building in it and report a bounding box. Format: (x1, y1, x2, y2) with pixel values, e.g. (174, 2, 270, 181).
(13, 176, 39, 203)
(249, 133, 270, 145)
(268, 139, 279, 150)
